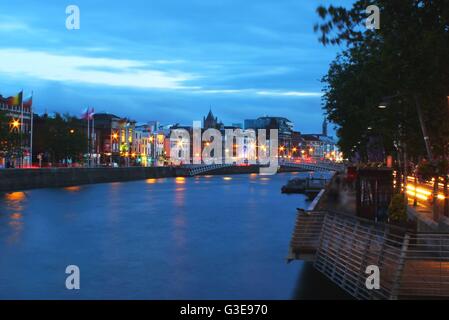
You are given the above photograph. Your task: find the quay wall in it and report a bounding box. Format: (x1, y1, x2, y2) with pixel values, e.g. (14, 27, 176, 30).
(0, 165, 292, 192)
(0, 167, 179, 192)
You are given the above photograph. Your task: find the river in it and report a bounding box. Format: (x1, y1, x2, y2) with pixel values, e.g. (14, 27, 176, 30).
(0, 172, 348, 299)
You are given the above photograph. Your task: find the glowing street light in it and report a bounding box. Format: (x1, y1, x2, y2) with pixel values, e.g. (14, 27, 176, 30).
(10, 119, 20, 130)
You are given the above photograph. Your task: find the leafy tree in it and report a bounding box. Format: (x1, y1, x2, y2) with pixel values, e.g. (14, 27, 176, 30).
(315, 1, 449, 162)
(389, 193, 407, 223)
(33, 113, 87, 164)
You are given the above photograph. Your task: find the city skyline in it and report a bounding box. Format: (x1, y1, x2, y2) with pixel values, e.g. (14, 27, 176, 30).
(0, 0, 351, 133)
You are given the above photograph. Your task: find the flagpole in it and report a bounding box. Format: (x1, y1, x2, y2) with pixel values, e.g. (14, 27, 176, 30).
(20, 89, 24, 168)
(87, 108, 90, 168)
(92, 110, 95, 167)
(30, 91, 34, 168)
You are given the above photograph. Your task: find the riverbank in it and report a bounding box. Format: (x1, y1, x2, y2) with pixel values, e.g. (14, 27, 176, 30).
(0, 165, 307, 192)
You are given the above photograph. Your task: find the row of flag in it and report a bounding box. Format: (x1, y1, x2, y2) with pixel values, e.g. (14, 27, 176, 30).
(2, 91, 95, 121)
(82, 107, 95, 120)
(0, 91, 33, 108)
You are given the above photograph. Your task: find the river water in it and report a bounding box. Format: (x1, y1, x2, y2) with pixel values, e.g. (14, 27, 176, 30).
(0, 172, 348, 299)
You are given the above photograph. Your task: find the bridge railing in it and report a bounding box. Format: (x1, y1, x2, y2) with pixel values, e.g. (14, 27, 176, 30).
(182, 164, 233, 176)
(281, 161, 345, 173)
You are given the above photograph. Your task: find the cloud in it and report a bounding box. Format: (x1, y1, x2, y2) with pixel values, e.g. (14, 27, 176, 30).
(189, 88, 322, 98)
(0, 48, 197, 90)
(0, 21, 31, 32)
(0, 48, 321, 98)
(256, 90, 322, 97)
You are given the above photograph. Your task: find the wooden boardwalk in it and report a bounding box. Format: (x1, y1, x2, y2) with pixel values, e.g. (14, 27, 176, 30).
(288, 210, 449, 299)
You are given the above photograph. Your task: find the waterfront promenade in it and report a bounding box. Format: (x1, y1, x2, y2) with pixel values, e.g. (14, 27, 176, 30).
(289, 173, 449, 300)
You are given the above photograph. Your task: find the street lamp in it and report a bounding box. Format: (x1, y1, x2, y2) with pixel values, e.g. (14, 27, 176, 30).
(10, 119, 20, 130)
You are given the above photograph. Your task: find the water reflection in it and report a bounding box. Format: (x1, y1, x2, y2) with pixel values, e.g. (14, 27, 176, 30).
(5, 191, 26, 202)
(3, 192, 26, 215)
(175, 177, 186, 184)
(64, 186, 81, 192)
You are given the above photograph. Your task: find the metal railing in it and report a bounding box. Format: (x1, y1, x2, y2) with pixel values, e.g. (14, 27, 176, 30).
(282, 161, 345, 173)
(289, 210, 449, 299)
(181, 164, 233, 176)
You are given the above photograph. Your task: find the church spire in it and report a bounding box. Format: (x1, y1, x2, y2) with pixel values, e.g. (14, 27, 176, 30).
(322, 117, 328, 136)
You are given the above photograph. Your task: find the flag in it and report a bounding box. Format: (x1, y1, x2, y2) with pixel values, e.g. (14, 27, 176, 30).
(23, 94, 33, 109)
(6, 91, 23, 106)
(82, 107, 95, 120)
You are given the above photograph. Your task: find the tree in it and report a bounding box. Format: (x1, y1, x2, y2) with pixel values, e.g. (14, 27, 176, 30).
(33, 113, 87, 164)
(315, 1, 449, 162)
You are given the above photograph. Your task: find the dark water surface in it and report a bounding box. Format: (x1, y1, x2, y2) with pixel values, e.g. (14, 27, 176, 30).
(0, 172, 348, 299)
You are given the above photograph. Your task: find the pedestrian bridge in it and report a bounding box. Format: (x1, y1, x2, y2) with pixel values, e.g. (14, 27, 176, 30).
(180, 164, 233, 176)
(281, 161, 345, 173)
(179, 161, 345, 176)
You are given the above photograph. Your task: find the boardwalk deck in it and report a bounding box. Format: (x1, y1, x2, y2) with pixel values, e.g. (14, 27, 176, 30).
(288, 210, 449, 299)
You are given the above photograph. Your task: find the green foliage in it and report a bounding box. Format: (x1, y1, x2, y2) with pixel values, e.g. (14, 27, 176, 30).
(33, 113, 87, 163)
(316, 1, 449, 161)
(388, 194, 407, 223)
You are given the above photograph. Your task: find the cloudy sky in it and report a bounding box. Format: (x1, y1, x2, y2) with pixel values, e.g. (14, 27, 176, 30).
(0, 0, 352, 133)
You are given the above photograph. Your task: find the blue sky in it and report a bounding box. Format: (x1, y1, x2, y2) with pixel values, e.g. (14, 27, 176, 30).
(0, 0, 352, 133)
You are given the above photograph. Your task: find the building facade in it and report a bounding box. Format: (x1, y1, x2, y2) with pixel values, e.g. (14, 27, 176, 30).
(0, 95, 32, 167)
